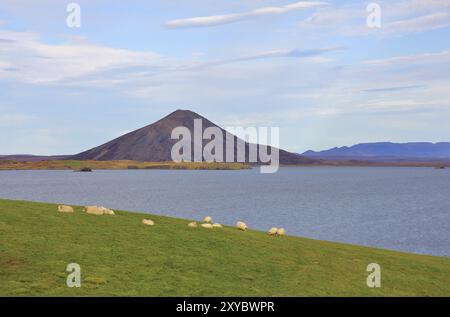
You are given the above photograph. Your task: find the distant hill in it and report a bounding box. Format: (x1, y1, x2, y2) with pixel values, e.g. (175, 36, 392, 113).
(303, 142, 450, 162)
(0, 155, 69, 162)
(72, 109, 319, 165)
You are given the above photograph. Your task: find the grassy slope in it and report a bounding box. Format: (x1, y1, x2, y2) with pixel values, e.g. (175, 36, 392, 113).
(0, 199, 448, 296)
(0, 160, 249, 171)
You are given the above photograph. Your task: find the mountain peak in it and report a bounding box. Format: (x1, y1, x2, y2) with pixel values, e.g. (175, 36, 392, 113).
(166, 109, 201, 118)
(155, 109, 208, 126)
(172, 109, 193, 114)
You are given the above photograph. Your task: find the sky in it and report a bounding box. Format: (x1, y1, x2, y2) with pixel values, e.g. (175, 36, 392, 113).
(0, 0, 449, 155)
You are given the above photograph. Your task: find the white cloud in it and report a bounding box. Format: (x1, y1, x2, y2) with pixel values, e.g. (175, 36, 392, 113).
(0, 27, 341, 87)
(299, 6, 363, 28)
(362, 50, 450, 66)
(362, 85, 425, 93)
(386, 0, 450, 16)
(165, 1, 326, 29)
(299, 0, 450, 36)
(352, 99, 443, 114)
(382, 11, 450, 34)
(0, 29, 164, 84)
(185, 47, 343, 70)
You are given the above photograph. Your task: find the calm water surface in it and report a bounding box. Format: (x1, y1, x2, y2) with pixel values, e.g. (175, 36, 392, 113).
(0, 167, 449, 257)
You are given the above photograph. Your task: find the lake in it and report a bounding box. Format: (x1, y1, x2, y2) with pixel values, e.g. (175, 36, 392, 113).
(0, 167, 449, 257)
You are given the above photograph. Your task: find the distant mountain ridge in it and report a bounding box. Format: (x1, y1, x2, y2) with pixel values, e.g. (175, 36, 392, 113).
(0, 155, 69, 162)
(303, 142, 450, 162)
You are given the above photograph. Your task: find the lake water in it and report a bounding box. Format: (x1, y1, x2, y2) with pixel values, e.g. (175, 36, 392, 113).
(0, 167, 449, 257)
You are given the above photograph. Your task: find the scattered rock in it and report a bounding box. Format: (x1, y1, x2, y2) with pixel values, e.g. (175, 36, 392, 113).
(76, 167, 92, 172)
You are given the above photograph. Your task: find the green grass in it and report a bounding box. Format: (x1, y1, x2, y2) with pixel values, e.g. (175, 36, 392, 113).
(0, 199, 448, 296)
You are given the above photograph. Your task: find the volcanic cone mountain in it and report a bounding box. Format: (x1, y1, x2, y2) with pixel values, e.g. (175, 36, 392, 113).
(71, 110, 319, 165)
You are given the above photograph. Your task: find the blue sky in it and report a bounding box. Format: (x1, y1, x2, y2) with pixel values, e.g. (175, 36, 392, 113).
(0, 0, 449, 155)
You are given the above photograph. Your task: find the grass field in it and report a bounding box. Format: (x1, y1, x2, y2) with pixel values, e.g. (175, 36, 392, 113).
(0, 199, 448, 296)
(0, 160, 250, 171)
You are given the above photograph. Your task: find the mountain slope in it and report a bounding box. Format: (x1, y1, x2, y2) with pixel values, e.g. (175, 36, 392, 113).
(303, 142, 450, 162)
(72, 109, 318, 165)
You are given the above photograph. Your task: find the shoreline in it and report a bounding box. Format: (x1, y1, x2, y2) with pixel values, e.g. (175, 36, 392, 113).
(0, 197, 448, 259)
(0, 159, 448, 171)
(0, 160, 251, 171)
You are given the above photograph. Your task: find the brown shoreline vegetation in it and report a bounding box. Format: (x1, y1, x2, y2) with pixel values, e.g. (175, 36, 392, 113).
(0, 159, 448, 171)
(0, 160, 251, 171)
